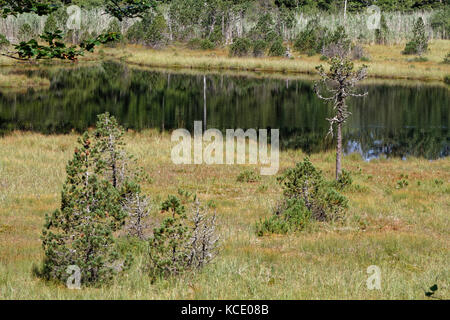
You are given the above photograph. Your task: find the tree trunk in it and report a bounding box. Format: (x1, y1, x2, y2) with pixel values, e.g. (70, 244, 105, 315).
(336, 122, 342, 180)
(343, 0, 348, 24)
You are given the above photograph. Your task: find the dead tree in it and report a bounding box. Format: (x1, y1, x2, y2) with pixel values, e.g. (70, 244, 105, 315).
(188, 200, 219, 269)
(314, 57, 368, 180)
(123, 192, 152, 240)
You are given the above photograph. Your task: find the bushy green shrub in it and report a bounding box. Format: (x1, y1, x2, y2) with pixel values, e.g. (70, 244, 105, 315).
(147, 196, 219, 277)
(293, 19, 328, 55)
(18, 23, 36, 42)
(229, 37, 252, 57)
(403, 17, 428, 55)
(256, 157, 348, 236)
(187, 38, 216, 50)
(321, 26, 351, 58)
(126, 21, 144, 44)
(250, 13, 278, 43)
(43, 14, 59, 34)
(252, 39, 267, 57)
(256, 198, 310, 236)
(0, 33, 9, 49)
(148, 195, 191, 276)
(334, 169, 353, 190)
(143, 13, 167, 47)
(444, 75, 450, 85)
(268, 39, 286, 57)
(199, 39, 215, 50)
(126, 13, 166, 47)
(105, 19, 123, 47)
(237, 169, 261, 183)
(187, 38, 202, 49)
(208, 24, 223, 46)
(443, 52, 450, 64)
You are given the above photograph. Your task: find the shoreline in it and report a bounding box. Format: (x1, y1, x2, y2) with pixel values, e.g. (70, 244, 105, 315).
(0, 41, 449, 87)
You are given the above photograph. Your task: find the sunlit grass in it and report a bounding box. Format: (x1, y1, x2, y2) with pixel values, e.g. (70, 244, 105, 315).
(98, 40, 450, 82)
(0, 131, 448, 299)
(0, 72, 49, 89)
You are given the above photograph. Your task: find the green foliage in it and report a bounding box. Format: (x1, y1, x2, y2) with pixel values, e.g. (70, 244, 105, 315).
(148, 195, 191, 277)
(257, 158, 348, 236)
(229, 37, 252, 57)
(252, 39, 268, 57)
(43, 12, 60, 34)
(15, 30, 85, 61)
(278, 157, 348, 220)
(256, 198, 310, 236)
(443, 52, 450, 64)
(293, 18, 328, 55)
(334, 169, 353, 190)
(425, 284, 439, 298)
(236, 169, 261, 183)
(431, 7, 450, 39)
(105, 19, 123, 47)
(444, 75, 450, 85)
(187, 38, 215, 50)
(250, 13, 278, 43)
(18, 23, 36, 42)
(125, 13, 166, 47)
(105, 0, 157, 21)
(396, 175, 409, 189)
(80, 32, 122, 52)
(41, 130, 130, 286)
(375, 14, 389, 45)
(40, 112, 152, 286)
(1, 0, 59, 18)
(268, 39, 286, 57)
(403, 17, 428, 55)
(143, 13, 167, 47)
(147, 196, 219, 277)
(294, 22, 351, 58)
(0, 33, 9, 49)
(321, 25, 352, 58)
(126, 22, 145, 44)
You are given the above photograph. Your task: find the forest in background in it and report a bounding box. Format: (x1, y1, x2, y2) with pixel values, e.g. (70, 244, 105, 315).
(0, 0, 448, 47)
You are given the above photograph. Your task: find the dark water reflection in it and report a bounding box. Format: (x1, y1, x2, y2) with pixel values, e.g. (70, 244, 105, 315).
(0, 61, 448, 160)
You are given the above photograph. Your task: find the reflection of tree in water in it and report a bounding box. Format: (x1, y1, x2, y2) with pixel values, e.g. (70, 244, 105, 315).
(0, 61, 448, 160)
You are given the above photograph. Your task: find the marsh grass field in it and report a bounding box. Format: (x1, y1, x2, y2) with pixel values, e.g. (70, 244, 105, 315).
(106, 40, 450, 81)
(0, 131, 448, 299)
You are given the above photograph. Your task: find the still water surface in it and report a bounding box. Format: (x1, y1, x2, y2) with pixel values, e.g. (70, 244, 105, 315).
(0, 61, 448, 160)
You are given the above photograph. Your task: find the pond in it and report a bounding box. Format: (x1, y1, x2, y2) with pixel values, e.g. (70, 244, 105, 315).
(0, 61, 448, 160)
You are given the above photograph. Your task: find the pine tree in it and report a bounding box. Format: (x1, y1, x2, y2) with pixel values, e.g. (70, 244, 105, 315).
(148, 195, 191, 277)
(403, 17, 428, 55)
(375, 14, 389, 45)
(93, 112, 150, 238)
(42, 132, 130, 285)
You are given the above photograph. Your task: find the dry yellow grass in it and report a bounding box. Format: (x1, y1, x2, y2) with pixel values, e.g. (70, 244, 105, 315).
(98, 40, 450, 82)
(0, 72, 49, 89)
(0, 131, 449, 299)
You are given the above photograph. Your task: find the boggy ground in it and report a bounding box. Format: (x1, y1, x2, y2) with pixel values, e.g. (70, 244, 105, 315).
(0, 131, 448, 299)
